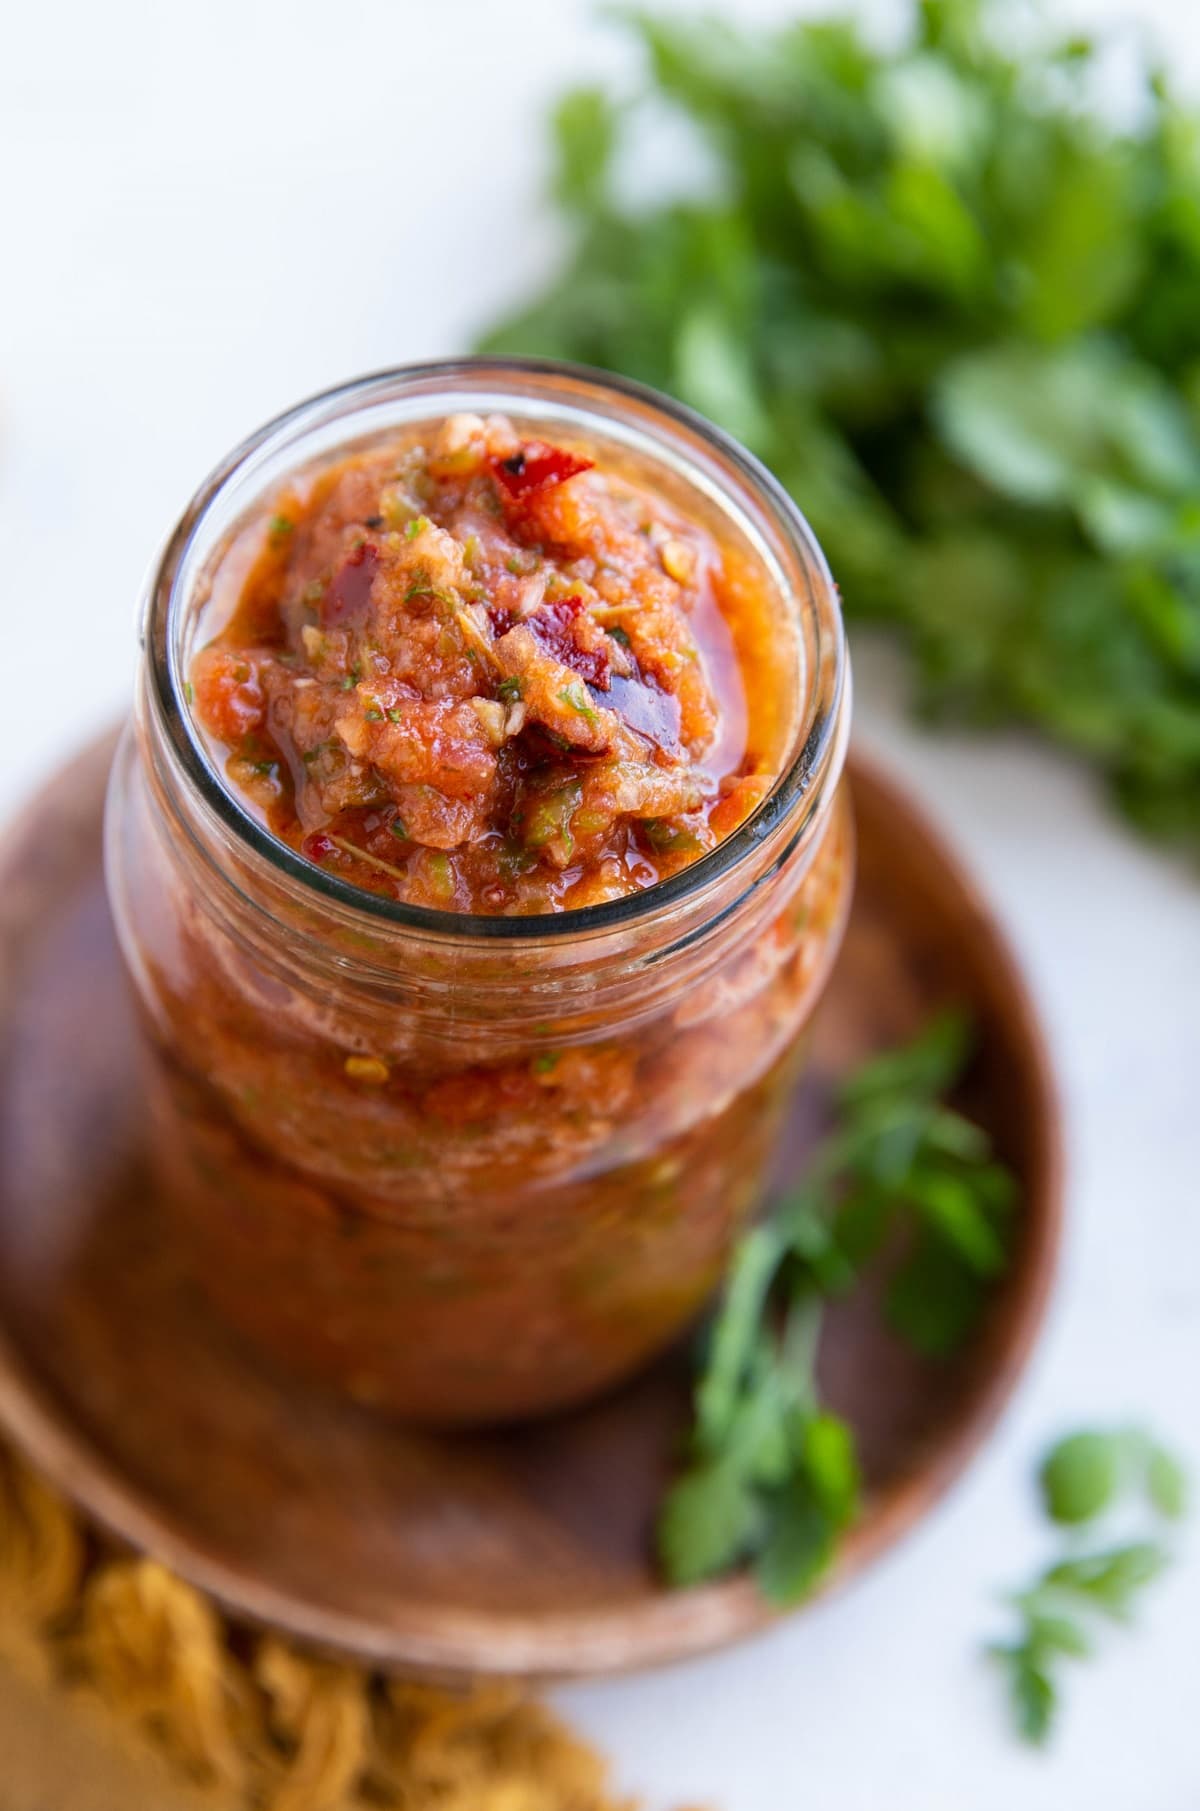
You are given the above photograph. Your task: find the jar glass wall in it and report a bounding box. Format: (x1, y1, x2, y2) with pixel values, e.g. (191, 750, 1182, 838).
(104, 361, 853, 1425)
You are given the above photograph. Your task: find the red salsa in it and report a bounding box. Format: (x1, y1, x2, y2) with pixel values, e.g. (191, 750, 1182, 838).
(190, 412, 794, 913)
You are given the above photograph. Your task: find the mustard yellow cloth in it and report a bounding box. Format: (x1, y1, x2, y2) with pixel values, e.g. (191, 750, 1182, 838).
(0, 1440, 677, 1811)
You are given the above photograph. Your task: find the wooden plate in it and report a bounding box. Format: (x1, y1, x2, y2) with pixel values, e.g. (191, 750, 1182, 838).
(0, 733, 1061, 1680)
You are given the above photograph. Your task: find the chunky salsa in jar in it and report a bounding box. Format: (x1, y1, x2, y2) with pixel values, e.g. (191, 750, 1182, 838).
(190, 411, 793, 914)
(106, 362, 851, 1425)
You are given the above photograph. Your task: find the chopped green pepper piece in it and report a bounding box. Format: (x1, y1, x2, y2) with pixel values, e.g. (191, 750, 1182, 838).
(521, 780, 583, 850)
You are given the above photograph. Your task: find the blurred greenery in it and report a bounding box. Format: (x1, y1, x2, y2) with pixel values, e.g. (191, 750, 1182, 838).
(478, 0, 1200, 849)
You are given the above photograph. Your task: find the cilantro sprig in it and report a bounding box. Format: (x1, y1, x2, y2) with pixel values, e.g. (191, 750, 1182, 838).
(659, 1011, 1015, 1601)
(989, 1427, 1188, 1744)
(480, 0, 1200, 850)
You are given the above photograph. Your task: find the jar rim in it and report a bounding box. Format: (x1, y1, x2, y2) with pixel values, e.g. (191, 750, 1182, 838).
(145, 357, 848, 944)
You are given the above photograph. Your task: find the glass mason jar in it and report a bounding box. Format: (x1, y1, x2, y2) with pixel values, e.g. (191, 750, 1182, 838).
(105, 360, 852, 1426)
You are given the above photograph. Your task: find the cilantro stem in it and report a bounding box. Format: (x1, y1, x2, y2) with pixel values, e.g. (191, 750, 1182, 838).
(328, 835, 410, 884)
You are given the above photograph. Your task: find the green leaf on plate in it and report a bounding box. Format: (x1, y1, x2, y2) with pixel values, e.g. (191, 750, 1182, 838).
(1039, 1430, 1123, 1526)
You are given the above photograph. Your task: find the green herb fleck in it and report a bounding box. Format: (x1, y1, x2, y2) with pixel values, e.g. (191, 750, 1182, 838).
(405, 567, 439, 605)
(521, 779, 583, 852)
(497, 676, 524, 703)
(559, 684, 598, 726)
(641, 818, 701, 856)
(268, 514, 293, 543)
(532, 1052, 561, 1076)
(364, 707, 384, 723)
(386, 707, 403, 723)
(405, 515, 431, 540)
(426, 850, 455, 901)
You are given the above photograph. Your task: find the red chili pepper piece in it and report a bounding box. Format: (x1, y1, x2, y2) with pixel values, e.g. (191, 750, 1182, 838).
(321, 542, 379, 627)
(302, 830, 338, 863)
(529, 596, 611, 690)
(490, 441, 594, 504)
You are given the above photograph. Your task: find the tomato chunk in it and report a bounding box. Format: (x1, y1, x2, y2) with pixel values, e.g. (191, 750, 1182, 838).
(490, 440, 594, 505)
(190, 645, 265, 744)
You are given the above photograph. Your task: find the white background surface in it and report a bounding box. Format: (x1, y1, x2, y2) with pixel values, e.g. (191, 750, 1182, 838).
(2, 2, 1198, 1806)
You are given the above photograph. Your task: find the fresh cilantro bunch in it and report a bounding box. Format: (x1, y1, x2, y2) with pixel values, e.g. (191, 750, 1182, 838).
(990, 1427, 1189, 1743)
(659, 1011, 1014, 1600)
(480, 0, 1200, 847)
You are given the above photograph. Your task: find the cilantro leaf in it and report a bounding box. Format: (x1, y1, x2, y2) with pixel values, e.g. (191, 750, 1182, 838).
(1041, 1542, 1169, 1623)
(755, 1475, 839, 1607)
(1146, 1444, 1189, 1521)
(989, 1429, 1186, 1745)
(886, 1234, 989, 1358)
(1039, 1431, 1122, 1526)
(837, 1008, 971, 1108)
(657, 1012, 1013, 1597)
(658, 1459, 763, 1587)
(802, 1412, 860, 1528)
(995, 1647, 1057, 1746)
(1020, 1610, 1093, 1662)
(550, 87, 617, 214)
